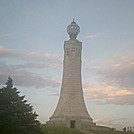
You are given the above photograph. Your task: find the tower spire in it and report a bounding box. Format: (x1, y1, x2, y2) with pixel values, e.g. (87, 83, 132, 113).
(67, 20, 80, 40)
(47, 21, 95, 130)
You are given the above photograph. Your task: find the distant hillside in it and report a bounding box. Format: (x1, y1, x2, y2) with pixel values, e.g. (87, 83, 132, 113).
(94, 130, 134, 134)
(41, 125, 134, 134)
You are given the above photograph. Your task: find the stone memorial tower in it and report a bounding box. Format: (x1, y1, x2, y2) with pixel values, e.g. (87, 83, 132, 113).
(47, 20, 95, 130)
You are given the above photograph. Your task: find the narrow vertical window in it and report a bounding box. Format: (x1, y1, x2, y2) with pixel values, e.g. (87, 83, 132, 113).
(66, 48, 69, 57)
(78, 49, 80, 57)
(72, 49, 75, 57)
(66, 50, 69, 56)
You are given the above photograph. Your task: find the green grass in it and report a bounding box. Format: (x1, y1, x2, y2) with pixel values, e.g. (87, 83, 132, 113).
(41, 124, 84, 134)
(41, 125, 134, 134)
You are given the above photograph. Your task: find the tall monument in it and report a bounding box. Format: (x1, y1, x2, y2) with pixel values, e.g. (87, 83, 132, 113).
(47, 20, 96, 130)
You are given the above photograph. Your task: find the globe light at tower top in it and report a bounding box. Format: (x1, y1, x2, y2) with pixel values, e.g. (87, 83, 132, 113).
(67, 19, 80, 40)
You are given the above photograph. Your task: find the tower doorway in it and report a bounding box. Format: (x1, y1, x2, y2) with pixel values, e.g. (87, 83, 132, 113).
(70, 120, 75, 128)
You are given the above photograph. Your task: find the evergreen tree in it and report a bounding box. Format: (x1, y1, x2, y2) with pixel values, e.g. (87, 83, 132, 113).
(0, 77, 43, 134)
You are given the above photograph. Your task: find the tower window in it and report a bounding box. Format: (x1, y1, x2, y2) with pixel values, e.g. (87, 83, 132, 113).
(78, 49, 80, 57)
(66, 50, 69, 56)
(72, 49, 75, 52)
(72, 49, 75, 57)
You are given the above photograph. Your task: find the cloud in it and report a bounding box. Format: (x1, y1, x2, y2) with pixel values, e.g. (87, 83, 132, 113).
(99, 61, 134, 88)
(0, 46, 62, 69)
(26, 52, 60, 62)
(0, 46, 20, 58)
(83, 52, 134, 105)
(0, 34, 11, 38)
(0, 45, 62, 89)
(107, 95, 134, 105)
(1, 45, 134, 106)
(12, 71, 60, 88)
(14, 60, 61, 70)
(25, 52, 62, 69)
(85, 33, 101, 39)
(0, 61, 60, 89)
(83, 83, 134, 105)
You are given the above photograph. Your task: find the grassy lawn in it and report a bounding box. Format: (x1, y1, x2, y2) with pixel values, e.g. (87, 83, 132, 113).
(41, 125, 134, 134)
(41, 124, 84, 134)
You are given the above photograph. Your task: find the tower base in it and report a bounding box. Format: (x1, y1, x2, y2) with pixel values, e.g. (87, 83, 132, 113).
(46, 116, 112, 131)
(46, 120, 112, 131)
(46, 115, 96, 130)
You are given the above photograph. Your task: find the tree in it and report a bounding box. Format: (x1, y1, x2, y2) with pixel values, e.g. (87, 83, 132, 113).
(0, 77, 43, 134)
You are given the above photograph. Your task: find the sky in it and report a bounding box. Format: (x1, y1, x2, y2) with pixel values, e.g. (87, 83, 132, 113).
(0, 0, 134, 131)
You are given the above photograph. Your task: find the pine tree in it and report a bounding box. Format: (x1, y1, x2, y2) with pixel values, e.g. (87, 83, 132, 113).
(0, 77, 43, 134)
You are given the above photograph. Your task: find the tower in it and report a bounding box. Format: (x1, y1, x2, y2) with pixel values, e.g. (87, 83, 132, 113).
(47, 20, 95, 130)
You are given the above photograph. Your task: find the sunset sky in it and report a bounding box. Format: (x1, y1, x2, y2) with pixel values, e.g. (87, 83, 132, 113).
(0, 0, 134, 131)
